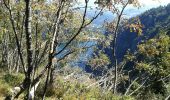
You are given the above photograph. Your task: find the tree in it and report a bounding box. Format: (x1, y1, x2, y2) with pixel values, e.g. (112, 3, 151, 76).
(2, 0, 167, 99)
(2, 0, 103, 99)
(91, 0, 141, 94)
(125, 32, 170, 98)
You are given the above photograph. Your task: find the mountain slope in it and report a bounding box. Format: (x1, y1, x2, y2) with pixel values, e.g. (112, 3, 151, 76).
(116, 3, 170, 61)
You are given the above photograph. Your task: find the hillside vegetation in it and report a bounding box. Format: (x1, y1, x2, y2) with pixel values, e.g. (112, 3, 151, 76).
(0, 0, 169, 100)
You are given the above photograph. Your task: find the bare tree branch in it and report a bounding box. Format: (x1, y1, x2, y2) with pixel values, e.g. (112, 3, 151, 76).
(53, 1, 103, 57)
(129, 77, 149, 96)
(3, 0, 26, 75)
(111, 0, 129, 93)
(124, 77, 139, 95)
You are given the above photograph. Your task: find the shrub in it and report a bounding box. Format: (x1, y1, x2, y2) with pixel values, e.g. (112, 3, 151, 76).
(0, 73, 24, 98)
(36, 77, 134, 100)
(3, 73, 24, 86)
(0, 79, 10, 97)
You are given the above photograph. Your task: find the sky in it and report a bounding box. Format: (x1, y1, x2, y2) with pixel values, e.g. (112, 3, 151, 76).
(139, 0, 170, 7)
(76, 0, 170, 25)
(125, 0, 170, 17)
(77, 0, 170, 11)
(78, 0, 170, 6)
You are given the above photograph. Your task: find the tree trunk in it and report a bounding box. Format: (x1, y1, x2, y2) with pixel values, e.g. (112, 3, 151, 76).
(24, 0, 33, 99)
(112, 1, 129, 94)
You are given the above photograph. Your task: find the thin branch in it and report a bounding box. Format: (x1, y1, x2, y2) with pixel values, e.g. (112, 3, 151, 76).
(129, 77, 149, 96)
(53, 1, 103, 57)
(124, 77, 139, 95)
(112, 0, 129, 93)
(165, 94, 170, 100)
(57, 51, 75, 62)
(42, 1, 64, 99)
(36, 41, 49, 66)
(3, 0, 26, 75)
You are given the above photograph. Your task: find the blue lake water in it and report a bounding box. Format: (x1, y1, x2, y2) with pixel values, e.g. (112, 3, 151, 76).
(56, 40, 97, 68)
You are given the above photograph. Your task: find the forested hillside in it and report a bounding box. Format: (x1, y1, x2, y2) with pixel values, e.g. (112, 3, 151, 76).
(0, 0, 169, 100)
(116, 4, 170, 61)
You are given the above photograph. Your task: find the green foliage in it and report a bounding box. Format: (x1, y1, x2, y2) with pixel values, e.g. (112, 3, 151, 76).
(136, 33, 170, 77)
(88, 51, 110, 69)
(139, 4, 170, 35)
(0, 73, 24, 98)
(0, 79, 10, 97)
(0, 0, 169, 99)
(125, 33, 170, 96)
(3, 73, 24, 86)
(35, 77, 134, 100)
(136, 90, 165, 100)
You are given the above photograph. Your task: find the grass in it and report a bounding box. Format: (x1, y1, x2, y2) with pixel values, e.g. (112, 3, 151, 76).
(0, 69, 168, 100)
(0, 72, 24, 99)
(35, 76, 134, 100)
